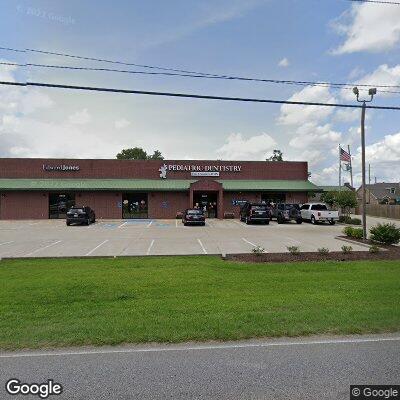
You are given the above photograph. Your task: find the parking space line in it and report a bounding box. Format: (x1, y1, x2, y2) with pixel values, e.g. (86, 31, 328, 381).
(175, 219, 178, 228)
(147, 221, 153, 228)
(233, 220, 246, 228)
(24, 240, 62, 257)
(205, 221, 214, 228)
(118, 221, 128, 228)
(197, 239, 207, 254)
(242, 238, 257, 247)
(0, 241, 14, 246)
(147, 239, 155, 255)
(86, 240, 109, 256)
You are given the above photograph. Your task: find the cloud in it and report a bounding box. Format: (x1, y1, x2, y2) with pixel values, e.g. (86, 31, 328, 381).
(68, 108, 91, 124)
(334, 108, 359, 123)
(114, 118, 131, 129)
(331, 3, 400, 54)
(278, 85, 336, 125)
(278, 58, 289, 67)
(216, 132, 276, 160)
(341, 64, 400, 100)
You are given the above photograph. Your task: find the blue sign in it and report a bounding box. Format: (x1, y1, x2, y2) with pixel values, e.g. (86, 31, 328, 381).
(232, 200, 247, 206)
(161, 201, 168, 209)
(117, 201, 122, 208)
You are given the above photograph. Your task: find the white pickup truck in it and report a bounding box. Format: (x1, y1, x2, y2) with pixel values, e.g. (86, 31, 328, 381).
(300, 203, 339, 225)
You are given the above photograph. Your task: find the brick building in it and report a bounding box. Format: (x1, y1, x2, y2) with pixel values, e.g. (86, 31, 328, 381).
(0, 158, 319, 220)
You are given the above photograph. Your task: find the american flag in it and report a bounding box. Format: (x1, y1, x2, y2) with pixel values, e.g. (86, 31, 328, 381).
(340, 147, 351, 163)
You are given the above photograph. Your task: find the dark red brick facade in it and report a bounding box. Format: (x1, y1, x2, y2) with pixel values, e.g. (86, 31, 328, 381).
(0, 158, 310, 220)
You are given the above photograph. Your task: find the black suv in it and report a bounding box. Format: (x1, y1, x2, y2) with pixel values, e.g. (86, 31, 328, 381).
(271, 203, 302, 224)
(182, 209, 206, 226)
(239, 202, 271, 225)
(66, 206, 96, 226)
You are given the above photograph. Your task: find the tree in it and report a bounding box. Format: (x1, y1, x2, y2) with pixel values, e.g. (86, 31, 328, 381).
(334, 190, 357, 217)
(320, 191, 337, 208)
(116, 147, 164, 160)
(266, 149, 283, 161)
(148, 150, 164, 160)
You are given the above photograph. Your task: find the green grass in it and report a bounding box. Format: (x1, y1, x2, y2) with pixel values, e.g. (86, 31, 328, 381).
(0, 256, 399, 350)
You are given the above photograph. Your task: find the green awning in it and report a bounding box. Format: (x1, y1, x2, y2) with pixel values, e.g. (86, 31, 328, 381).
(0, 179, 320, 192)
(218, 180, 320, 192)
(0, 179, 195, 191)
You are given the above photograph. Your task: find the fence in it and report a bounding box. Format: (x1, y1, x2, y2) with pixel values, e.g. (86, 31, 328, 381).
(356, 204, 400, 220)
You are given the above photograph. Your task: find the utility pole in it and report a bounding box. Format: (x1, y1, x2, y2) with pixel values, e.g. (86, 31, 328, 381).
(368, 164, 371, 204)
(338, 144, 342, 191)
(353, 87, 376, 240)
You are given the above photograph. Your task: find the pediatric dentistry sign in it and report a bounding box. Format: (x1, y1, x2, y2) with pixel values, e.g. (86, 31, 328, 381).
(159, 164, 242, 179)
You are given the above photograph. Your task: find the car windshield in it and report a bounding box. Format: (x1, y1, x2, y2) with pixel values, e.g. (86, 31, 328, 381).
(312, 204, 328, 211)
(187, 210, 203, 215)
(285, 204, 299, 210)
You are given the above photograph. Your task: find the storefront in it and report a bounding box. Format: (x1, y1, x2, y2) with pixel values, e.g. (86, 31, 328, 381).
(0, 158, 319, 219)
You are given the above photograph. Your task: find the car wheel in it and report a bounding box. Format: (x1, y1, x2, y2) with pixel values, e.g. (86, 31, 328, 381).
(329, 220, 336, 225)
(311, 216, 316, 225)
(296, 218, 302, 224)
(66, 221, 70, 226)
(277, 215, 283, 224)
(86, 218, 90, 225)
(265, 219, 269, 225)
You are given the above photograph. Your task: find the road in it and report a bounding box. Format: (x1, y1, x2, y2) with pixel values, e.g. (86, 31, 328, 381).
(1, 334, 399, 399)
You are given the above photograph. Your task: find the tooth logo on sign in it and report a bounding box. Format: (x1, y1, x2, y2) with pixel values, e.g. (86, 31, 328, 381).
(159, 164, 167, 179)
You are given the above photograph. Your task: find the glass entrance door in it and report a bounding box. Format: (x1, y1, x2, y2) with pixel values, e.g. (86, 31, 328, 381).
(49, 193, 75, 219)
(193, 192, 218, 218)
(122, 193, 148, 219)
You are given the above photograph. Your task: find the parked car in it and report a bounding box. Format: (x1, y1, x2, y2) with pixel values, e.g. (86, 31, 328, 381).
(66, 206, 96, 226)
(239, 202, 271, 224)
(300, 203, 339, 225)
(182, 209, 206, 226)
(272, 203, 302, 224)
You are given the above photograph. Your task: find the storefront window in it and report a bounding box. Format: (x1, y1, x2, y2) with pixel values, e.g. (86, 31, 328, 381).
(122, 193, 148, 219)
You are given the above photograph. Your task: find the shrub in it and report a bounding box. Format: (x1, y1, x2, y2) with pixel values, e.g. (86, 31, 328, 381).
(251, 246, 265, 255)
(369, 223, 400, 245)
(369, 244, 380, 253)
(343, 226, 363, 239)
(287, 246, 300, 255)
(349, 218, 362, 225)
(317, 247, 330, 254)
(339, 215, 351, 224)
(341, 245, 353, 254)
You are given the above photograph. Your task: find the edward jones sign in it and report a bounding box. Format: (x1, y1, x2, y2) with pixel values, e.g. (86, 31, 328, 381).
(43, 164, 80, 172)
(159, 164, 242, 179)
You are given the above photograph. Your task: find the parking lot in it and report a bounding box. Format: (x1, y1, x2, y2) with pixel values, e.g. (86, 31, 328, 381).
(1, 216, 392, 258)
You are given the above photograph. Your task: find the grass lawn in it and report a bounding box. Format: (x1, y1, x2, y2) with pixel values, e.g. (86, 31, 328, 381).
(1, 256, 399, 350)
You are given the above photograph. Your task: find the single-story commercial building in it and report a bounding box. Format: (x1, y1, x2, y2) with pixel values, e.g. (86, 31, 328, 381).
(0, 158, 320, 220)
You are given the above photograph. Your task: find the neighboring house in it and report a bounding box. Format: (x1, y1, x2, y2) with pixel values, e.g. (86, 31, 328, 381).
(309, 183, 353, 202)
(356, 182, 400, 205)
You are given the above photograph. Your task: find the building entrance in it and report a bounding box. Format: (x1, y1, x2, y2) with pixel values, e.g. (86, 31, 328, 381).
(49, 193, 75, 219)
(193, 192, 218, 218)
(122, 193, 148, 218)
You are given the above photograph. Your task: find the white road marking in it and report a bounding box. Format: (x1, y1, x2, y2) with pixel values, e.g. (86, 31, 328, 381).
(1, 336, 398, 359)
(28, 222, 40, 225)
(282, 236, 301, 245)
(146, 239, 155, 255)
(0, 241, 14, 246)
(205, 221, 213, 228)
(242, 238, 257, 247)
(233, 220, 246, 228)
(147, 220, 153, 228)
(118, 221, 128, 228)
(85, 240, 109, 256)
(175, 219, 178, 228)
(197, 239, 207, 254)
(24, 240, 62, 257)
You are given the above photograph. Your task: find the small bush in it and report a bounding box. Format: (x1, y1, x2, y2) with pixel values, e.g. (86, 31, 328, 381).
(341, 245, 353, 254)
(369, 223, 400, 245)
(287, 246, 300, 255)
(339, 215, 351, 224)
(349, 218, 362, 225)
(369, 245, 380, 253)
(317, 247, 330, 254)
(343, 226, 363, 239)
(251, 246, 265, 255)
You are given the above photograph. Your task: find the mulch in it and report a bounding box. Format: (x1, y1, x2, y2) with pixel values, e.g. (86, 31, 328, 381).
(224, 238, 400, 264)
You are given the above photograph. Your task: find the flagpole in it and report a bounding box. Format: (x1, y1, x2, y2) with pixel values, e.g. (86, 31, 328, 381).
(339, 144, 342, 191)
(348, 144, 353, 188)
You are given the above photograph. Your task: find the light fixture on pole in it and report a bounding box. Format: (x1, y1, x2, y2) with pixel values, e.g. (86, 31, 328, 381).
(353, 86, 376, 240)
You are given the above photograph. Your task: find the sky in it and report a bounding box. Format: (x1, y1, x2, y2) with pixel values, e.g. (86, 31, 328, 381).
(0, 0, 400, 186)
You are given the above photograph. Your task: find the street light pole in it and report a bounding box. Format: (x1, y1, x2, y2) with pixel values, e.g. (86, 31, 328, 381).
(353, 87, 376, 240)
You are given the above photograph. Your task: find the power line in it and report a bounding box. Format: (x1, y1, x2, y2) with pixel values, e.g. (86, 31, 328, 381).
(1, 80, 399, 110)
(1, 61, 400, 95)
(345, 0, 400, 4)
(1, 47, 399, 91)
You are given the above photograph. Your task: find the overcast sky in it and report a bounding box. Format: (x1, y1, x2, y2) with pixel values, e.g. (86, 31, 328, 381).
(0, 0, 400, 186)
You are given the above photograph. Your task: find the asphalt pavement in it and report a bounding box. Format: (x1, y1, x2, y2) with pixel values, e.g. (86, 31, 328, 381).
(1, 334, 399, 399)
